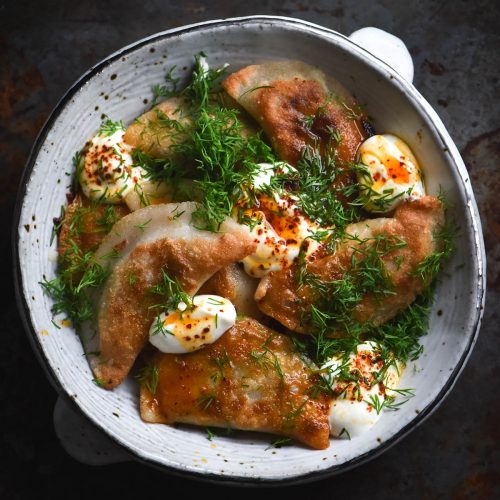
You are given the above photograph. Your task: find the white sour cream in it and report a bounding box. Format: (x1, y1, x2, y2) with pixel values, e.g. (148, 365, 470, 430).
(325, 342, 401, 439)
(239, 162, 322, 278)
(149, 295, 236, 354)
(79, 129, 145, 203)
(357, 134, 425, 213)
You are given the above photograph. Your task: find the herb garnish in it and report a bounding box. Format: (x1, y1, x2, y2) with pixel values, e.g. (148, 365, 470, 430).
(136, 362, 159, 395)
(98, 117, 125, 137)
(133, 53, 276, 231)
(265, 437, 291, 450)
(210, 351, 231, 383)
(151, 66, 180, 105)
(149, 268, 193, 313)
(40, 248, 110, 330)
(250, 334, 284, 383)
(196, 394, 216, 411)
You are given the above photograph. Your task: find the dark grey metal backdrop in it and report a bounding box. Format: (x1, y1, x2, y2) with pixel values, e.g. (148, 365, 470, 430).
(2, 1, 499, 498)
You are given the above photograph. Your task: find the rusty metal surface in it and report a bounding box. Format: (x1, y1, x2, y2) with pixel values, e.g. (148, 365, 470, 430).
(1, 0, 499, 498)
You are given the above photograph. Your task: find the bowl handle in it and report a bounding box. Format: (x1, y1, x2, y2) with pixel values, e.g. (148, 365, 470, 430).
(53, 396, 130, 465)
(349, 27, 414, 83)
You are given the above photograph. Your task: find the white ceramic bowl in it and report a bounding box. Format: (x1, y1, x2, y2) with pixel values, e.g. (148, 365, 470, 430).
(13, 16, 485, 485)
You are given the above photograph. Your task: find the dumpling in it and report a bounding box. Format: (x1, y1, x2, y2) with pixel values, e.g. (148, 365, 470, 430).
(58, 193, 130, 267)
(139, 318, 331, 449)
(124, 97, 190, 158)
(255, 196, 445, 334)
(198, 263, 264, 321)
(222, 61, 367, 174)
(82, 202, 257, 389)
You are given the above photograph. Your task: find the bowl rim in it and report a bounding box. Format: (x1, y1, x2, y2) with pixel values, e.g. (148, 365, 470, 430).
(12, 15, 486, 486)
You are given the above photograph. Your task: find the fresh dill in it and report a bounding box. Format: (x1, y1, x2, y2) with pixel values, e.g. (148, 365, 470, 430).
(40, 248, 110, 330)
(338, 427, 351, 440)
(265, 437, 291, 450)
(149, 268, 193, 313)
(95, 205, 120, 233)
(299, 234, 405, 337)
(92, 377, 106, 388)
(136, 362, 159, 395)
(151, 66, 180, 105)
(127, 271, 138, 286)
(293, 213, 453, 398)
(210, 351, 230, 383)
(196, 394, 216, 411)
(50, 205, 66, 245)
(249, 334, 284, 383)
(134, 218, 152, 232)
(366, 390, 415, 415)
(283, 399, 308, 423)
(412, 221, 456, 285)
(51, 318, 61, 330)
(98, 116, 125, 137)
(267, 146, 360, 234)
(239, 85, 274, 98)
(150, 314, 172, 337)
(352, 162, 410, 212)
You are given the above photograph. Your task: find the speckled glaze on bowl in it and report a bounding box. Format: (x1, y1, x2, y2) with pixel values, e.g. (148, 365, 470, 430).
(13, 16, 485, 485)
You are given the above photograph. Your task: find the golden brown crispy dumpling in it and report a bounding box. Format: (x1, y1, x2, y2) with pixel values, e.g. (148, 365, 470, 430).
(255, 196, 445, 334)
(82, 202, 256, 389)
(58, 194, 130, 260)
(222, 61, 367, 171)
(140, 318, 331, 449)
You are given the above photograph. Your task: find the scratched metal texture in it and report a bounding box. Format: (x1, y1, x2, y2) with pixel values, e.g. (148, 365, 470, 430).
(1, 0, 499, 498)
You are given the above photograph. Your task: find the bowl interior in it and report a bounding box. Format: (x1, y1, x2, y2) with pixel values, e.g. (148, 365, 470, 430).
(16, 17, 483, 483)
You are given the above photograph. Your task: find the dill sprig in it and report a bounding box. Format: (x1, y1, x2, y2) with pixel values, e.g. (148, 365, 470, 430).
(372, 285, 435, 362)
(210, 351, 231, 383)
(249, 333, 285, 383)
(40, 246, 110, 330)
(266, 146, 360, 235)
(149, 268, 193, 313)
(151, 66, 180, 106)
(98, 116, 125, 137)
(136, 362, 159, 395)
(265, 437, 291, 450)
(412, 221, 456, 285)
(196, 394, 216, 411)
(95, 205, 121, 233)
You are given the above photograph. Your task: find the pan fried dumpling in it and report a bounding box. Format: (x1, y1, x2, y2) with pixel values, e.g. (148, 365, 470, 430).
(82, 202, 256, 389)
(198, 263, 264, 321)
(255, 196, 445, 334)
(139, 318, 331, 449)
(58, 193, 130, 264)
(222, 61, 367, 171)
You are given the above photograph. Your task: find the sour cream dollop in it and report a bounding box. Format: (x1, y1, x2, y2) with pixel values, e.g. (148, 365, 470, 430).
(149, 295, 236, 354)
(357, 134, 425, 213)
(325, 342, 402, 439)
(239, 162, 322, 278)
(79, 128, 145, 203)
